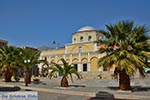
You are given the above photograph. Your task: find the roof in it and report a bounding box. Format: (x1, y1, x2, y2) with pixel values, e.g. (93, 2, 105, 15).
(77, 26, 96, 32)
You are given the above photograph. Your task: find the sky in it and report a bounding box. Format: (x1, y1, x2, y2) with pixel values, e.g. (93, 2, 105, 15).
(0, 0, 150, 48)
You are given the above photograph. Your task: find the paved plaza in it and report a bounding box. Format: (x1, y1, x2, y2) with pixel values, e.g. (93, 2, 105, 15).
(0, 76, 150, 100)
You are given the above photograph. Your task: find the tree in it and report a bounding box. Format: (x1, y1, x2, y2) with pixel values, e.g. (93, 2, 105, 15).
(0, 46, 20, 82)
(97, 21, 150, 90)
(49, 58, 81, 87)
(18, 48, 41, 86)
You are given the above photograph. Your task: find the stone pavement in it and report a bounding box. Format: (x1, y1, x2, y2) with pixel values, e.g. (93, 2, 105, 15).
(0, 77, 150, 100)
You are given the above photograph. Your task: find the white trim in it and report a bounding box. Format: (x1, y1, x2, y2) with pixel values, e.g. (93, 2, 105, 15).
(94, 43, 97, 51)
(65, 41, 93, 46)
(78, 63, 82, 72)
(78, 53, 81, 62)
(87, 62, 90, 71)
(65, 46, 67, 54)
(63, 55, 66, 60)
(88, 52, 90, 62)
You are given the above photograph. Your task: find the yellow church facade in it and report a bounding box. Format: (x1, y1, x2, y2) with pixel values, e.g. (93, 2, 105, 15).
(39, 26, 113, 79)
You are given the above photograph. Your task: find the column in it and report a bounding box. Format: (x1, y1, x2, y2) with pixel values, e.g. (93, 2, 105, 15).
(88, 52, 90, 71)
(78, 53, 82, 72)
(94, 43, 97, 51)
(70, 54, 72, 64)
(63, 55, 66, 60)
(78, 63, 82, 72)
(78, 53, 81, 62)
(47, 56, 51, 63)
(98, 54, 103, 71)
(87, 62, 90, 71)
(65, 46, 67, 54)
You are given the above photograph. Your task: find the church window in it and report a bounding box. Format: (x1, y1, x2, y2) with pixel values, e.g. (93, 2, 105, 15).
(74, 64, 78, 71)
(83, 64, 87, 72)
(80, 36, 83, 42)
(78, 46, 82, 53)
(88, 36, 92, 41)
(74, 38, 76, 43)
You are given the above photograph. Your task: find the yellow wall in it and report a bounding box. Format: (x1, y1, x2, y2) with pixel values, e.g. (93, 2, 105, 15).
(41, 49, 65, 56)
(72, 31, 97, 43)
(66, 58, 70, 63)
(67, 42, 95, 54)
(81, 57, 88, 63)
(90, 57, 98, 71)
(72, 58, 78, 63)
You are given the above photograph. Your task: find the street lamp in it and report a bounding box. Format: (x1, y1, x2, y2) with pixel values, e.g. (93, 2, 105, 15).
(24, 59, 30, 86)
(24, 59, 30, 64)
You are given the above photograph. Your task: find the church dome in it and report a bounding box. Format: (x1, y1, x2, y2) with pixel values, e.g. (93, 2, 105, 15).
(77, 26, 96, 32)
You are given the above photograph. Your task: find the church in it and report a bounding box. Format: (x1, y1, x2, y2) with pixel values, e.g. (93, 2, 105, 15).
(39, 26, 114, 79)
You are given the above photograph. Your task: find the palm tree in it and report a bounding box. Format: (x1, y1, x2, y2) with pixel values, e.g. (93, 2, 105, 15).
(0, 46, 20, 82)
(97, 21, 150, 90)
(49, 58, 81, 87)
(18, 48, 41, 86)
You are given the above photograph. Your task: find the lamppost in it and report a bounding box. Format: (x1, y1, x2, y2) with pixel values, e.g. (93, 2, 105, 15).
(24, 59, 30, 86)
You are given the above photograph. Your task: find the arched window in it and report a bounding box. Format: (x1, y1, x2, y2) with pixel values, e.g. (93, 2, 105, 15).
(74, 38, 76, 43)
(78, 46, 82, 53)
(80, 36, 83, 42)
(88, 36, 92, 41)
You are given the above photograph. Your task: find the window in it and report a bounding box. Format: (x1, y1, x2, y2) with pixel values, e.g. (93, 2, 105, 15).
(80, 36, 83, 42)
(78, 46, 82, 53)
(88, 36, 92, 41)
(83, 64, 87, 72)
(44, 57, 47, 60)
(74, 38, 76, 43)
(74, 64, 78, 71)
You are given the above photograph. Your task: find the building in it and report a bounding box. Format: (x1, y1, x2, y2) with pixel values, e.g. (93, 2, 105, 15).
(39, 26, 114, 79)
(0, 39, 8, 46)
(21, 46, 38, 52)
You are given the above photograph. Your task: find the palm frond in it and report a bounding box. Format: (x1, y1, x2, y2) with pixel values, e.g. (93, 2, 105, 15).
(97, 20, 150, 77)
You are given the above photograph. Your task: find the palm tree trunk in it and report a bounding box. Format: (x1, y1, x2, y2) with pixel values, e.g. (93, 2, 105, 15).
(119, 69, 131, 90)
(28, 68, 31, 84)
(29, 75, 31, 84)
(4, 67, 12, 82)
(61, 76, 68, 87)
(24, 68, 30, 86)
